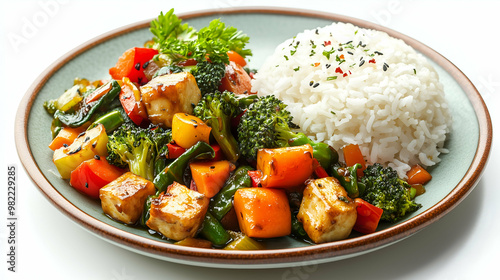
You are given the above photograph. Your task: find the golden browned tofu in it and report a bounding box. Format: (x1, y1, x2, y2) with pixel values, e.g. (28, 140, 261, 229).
(140, 72, 201, 128)
(99, 172, 156, 224)
(146, 182, 209, 241)
(297, 177, 357, 244)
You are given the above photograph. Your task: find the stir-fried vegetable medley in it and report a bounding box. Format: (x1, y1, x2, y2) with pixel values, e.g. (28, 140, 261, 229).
(44, 9, 432, 249)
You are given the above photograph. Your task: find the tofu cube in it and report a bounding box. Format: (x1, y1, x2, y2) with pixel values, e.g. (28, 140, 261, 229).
(297, 177, 357, 243)
(146, 182, 209, 241)
(140, 72, 201, 128)
(99, 172, 156, 224)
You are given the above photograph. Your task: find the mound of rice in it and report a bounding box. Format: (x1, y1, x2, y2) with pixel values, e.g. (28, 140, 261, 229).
(252, 22, 452, 177)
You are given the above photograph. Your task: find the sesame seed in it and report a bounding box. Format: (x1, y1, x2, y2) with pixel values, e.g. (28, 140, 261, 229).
(383, 62, 389, 71)
(68, 146, 82, 155)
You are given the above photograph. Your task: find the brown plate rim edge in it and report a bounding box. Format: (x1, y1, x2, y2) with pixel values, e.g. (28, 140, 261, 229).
(14, 6, 493, 266)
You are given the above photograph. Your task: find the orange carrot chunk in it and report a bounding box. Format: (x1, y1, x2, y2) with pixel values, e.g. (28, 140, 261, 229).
(48, 126, 86, 151)
(190, 160, 235, 198)
(234, 188, 291, 238)
(343, 144, 366, 177)
(227, 50, 247, 67)
(256, 144, 314, 189)
(407, 164, 432, 185)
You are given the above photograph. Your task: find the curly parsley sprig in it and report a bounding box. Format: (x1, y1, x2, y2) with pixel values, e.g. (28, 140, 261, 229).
(149, 9, 252, 64)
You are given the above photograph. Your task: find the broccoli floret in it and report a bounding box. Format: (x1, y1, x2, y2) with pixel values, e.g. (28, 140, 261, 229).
(193, 90, 242, 162)
(359, 163, 422, 223)
(190, 60, 226, 95)
(106, 122, 171, 181)
(236, 95, 337, 168)
(236, 95, 291, 161)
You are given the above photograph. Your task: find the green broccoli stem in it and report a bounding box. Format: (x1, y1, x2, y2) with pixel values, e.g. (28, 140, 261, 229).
(236, 94, 258, 108)
(128, 142, 155, 182)
(281, 129, 338, 169)
(210, 115, 240, 163)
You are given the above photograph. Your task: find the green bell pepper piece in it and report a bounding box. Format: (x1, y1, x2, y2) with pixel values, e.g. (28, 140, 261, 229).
(209, 165, 253, 221)
(199, 212, 231, 246)
(288, 132, 339, 169)
(153, 141, 215, 193)
(331, 163, 362, 198)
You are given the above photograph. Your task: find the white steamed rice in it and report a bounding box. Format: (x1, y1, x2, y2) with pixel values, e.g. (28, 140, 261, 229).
(252, 22, 452, 177)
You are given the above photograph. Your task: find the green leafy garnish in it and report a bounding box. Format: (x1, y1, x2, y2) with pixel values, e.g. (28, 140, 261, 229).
(149, 9, 252, 64)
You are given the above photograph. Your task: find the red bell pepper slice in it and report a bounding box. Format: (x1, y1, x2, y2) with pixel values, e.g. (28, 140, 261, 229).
(167, 143, 223, 160)
(109, 47, 159, 85)
(119, 77, 148, 126)
(167, 143, 187, 159)
(353, 198, 383, 234)
(210, 143, 224, 161)
(69, 157, 125, 199)
(312, 158, 329, 178)
(247, 170, 262, 188)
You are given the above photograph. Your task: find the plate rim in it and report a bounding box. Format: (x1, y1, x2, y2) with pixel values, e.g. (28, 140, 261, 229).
(14, 6, 493, 267)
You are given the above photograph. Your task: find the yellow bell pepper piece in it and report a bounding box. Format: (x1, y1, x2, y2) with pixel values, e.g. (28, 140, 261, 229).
(171, 113, 211, 149)
(52, 124, 108, 179)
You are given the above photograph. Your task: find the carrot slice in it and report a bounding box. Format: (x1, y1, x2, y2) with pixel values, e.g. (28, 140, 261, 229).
(227, 50, 247, 67)
(407, 164, 432, 185)
(256, 144, 314, 189)
(343, 144, 366, 177)
(190, 160, 235, 198)
(48, 126, 85, 151)
(234, 188, 291, 238)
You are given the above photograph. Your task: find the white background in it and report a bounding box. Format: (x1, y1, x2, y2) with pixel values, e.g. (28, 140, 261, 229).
(1, 1, 499, 279)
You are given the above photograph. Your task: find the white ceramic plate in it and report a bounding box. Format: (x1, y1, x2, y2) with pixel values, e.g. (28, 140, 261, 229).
(15, 7, 492, 268)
